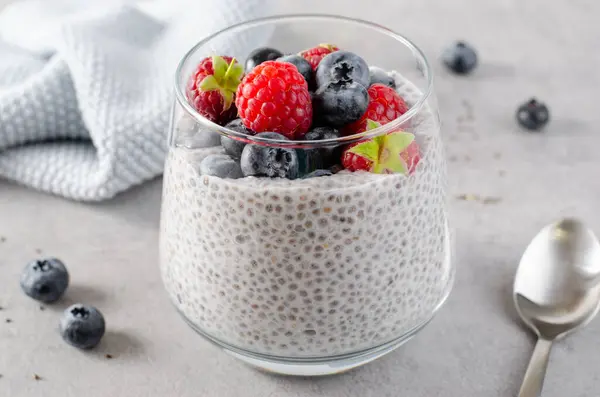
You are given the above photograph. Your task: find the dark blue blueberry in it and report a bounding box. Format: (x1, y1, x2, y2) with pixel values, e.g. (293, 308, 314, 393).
(240, 132, 299, 179)
(442, 41, 478, 75)
(516, 98, 550, 131)
(20, 258, 69, 303)
(313, 80, 368, 127)
(302, 169, 333, 179)
(200, 154, 243, 179)
(305, 126, 340, 145)
(277, 54, 313, 87)
(299, 126, 341, 173)
(369, 66, 396, 88)
(60, 304, 105, 349)
(245, 47, 283, 71)
(221, 119, 252, 159)
(315, 51, 370, 88)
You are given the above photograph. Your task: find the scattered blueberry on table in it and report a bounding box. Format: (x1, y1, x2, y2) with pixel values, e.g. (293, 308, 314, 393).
(516, 98, 550, 131)
(60, 304, 106, 349)
(20, 258, 69, 303)
(442, 41, 478, 75)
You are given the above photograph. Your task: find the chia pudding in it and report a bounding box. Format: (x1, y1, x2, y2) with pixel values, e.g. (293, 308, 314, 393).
(159, 72, 452, 357)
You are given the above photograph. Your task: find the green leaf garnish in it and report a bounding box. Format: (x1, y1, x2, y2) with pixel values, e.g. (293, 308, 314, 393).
(373, 132, 414, 174)
(211, 56, 228, 81)
(347, 140, 380, 163)
(198, 56, 244, 113)
(353, 118, 416, 174)
(198, 75, 219, 91)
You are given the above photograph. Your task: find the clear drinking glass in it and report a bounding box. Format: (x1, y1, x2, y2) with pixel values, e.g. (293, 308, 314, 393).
(160, 14, 454, 376)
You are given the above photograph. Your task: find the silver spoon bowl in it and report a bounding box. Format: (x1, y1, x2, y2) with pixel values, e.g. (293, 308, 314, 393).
(513, 218, 600, 397)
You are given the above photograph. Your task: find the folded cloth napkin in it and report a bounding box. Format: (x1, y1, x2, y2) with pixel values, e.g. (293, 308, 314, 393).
(0, 0, 273, 201)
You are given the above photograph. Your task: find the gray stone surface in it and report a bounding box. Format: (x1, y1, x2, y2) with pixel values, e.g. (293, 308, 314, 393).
(2, 0, 600, 396)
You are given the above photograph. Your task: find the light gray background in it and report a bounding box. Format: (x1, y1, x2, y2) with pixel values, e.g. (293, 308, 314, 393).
(2, 0, 600, 396)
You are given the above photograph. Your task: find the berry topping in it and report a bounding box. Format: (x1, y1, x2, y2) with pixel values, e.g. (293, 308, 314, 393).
(300, 126, 341, 173)
(368, 66, 396, 89)
(221, 118, 254, 159)
(313, 80, 368, 127)
(60, 304, 105, 349)
(187, 56, 244, 125)
(245, 47, 284, 72)
(20, 258, 69, 303)
(240, 132, 299, 179)
(277, 54, 313, 87)
(442, 41, 478, 75)
(516, 98, 550, 131)
(300, 43, 339, 71)
(200, 154, 244, 179)
(235, 61, 312, 139)
(315, 51, 370, 88)
(342, 120, 420, 174)
(305, 126, 341, 142)
(344, 83, 408, 134)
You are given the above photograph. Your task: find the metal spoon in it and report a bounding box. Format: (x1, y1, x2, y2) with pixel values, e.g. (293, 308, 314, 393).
(513, 218, 600, 397)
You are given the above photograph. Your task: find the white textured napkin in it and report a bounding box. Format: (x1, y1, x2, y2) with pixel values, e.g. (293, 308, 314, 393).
(0, 0, 273, 201)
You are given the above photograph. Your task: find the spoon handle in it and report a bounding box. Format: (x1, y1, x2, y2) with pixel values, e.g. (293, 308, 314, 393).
(518, 338, 553, 397)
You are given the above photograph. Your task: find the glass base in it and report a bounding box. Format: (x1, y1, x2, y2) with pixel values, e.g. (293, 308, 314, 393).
(184, 313, 433, 376)
(175, 224, 454, 376)
(179, 271, 454, 376)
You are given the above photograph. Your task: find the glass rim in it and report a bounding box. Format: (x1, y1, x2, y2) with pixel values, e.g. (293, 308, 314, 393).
(174, 13, 434, 149)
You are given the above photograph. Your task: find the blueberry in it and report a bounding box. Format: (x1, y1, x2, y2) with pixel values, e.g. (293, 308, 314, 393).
(315, 51, 370, 88)
(240, 132, 299, 179)
(245, 47, 283, 71)
(221, 119, 252, 159)
(20, 258, 69, 303)
(442, 41, 478, 75)
(301, 126, 341, 172)
(60, 304, 105, 349)
(369, 66, 396, 88)
(200, 154, 243, 179)
(277, 54, 313, 87)
(313, 80, 368, 127)
(302, 169, 333, 179)
(305, 126, 340, 143)
(516, 98, 550, 131)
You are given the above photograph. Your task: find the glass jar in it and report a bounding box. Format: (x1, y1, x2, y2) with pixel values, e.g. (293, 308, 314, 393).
(160, 14, 453, 376)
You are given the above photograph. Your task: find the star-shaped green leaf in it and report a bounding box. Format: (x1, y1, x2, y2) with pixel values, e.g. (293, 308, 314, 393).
(351, 119, 416, 174)
(372, 132, 414, 174)
(198, 56, 244, 111)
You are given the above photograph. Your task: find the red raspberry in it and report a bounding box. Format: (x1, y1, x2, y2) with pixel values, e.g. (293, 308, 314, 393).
(344, 84, 409, 134)
(235, 61, 312, 139)
(342, 120, 420, 174)
(186, 56, 244, 125)
(300, 44, 339, 71)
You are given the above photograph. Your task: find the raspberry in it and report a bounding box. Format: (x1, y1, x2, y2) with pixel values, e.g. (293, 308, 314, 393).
(300, 44, 339, 71)
(342, 120, 420, 174)
(186, 56, 244, 125)
(235, 61, 312, 139)
(344, 84, 409, 134)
